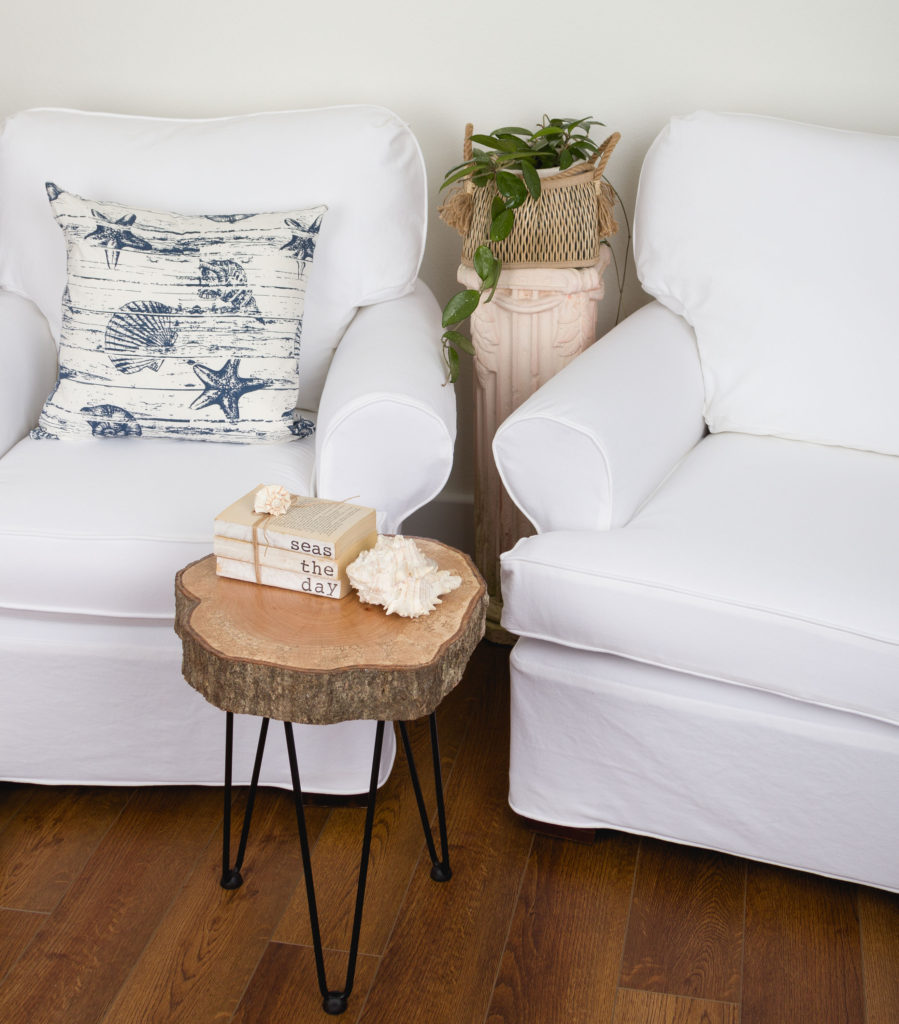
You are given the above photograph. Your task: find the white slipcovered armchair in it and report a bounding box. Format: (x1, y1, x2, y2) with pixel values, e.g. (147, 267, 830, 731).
(0, 106, 454, 791)
(493, 112, 899, 892)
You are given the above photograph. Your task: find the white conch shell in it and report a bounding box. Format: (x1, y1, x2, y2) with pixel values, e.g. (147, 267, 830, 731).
(254, 484, 292, 516)
(347, 535, 461, 618)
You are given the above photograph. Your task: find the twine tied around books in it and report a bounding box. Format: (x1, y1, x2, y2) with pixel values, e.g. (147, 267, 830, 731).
(250, 494, 306, 584)
(248, 488, 360, 585)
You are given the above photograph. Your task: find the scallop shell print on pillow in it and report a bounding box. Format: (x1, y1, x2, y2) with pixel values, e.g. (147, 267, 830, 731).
(32, 186, 326, 443)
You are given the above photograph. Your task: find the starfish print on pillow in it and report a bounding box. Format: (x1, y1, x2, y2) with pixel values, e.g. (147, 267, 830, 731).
(190, 357, 270, 422)
(84, 209, 153, 269)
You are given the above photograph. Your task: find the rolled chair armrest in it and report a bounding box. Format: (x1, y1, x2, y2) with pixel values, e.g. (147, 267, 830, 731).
(315, 281, 456, 533)
(0, 290, 58, 458)
(492, 301, 706, 532)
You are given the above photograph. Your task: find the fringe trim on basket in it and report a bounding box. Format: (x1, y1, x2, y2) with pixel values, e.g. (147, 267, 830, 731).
(598, 179, 618, 239)
(438, 187, 473, 237)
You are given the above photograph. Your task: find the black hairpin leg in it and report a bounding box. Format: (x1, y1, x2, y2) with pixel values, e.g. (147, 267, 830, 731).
(398, 712, 452, 882)
(221, 713, 269, 889)
(220, 713, 452, 1016)
(285, 718, 386, 1016)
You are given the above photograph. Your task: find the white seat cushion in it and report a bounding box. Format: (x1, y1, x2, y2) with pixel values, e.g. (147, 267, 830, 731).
(0, 435, 315, 618)
(501, 433, 899, 725)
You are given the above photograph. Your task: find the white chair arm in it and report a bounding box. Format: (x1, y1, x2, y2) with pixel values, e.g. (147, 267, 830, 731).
(492, 301, 706, 532)
(0, 290, 57, 458)
(315, 281, 456, 533)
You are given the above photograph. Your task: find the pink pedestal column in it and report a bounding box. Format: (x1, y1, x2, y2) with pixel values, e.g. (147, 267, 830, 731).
(459, 251, 611, 643)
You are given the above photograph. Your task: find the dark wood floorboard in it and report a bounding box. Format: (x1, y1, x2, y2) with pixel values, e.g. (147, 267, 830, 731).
(231, 942, 379, 1024)
(0, 783, 35, 834)
(486, 832, 639, 1024)
(98, 788, 329, 1024)
(858, 886, 899, 1024)
(0, 642, 895, 1024)
(356, 643, 534, 1024)
(0, 908, 44, 984)
(619, 839, 746, 1003)
(0, 787, 222, 1024)
(613, 988, 740, 1024)
(743, 863, 866, 1024)
(0, 786, 129, 912)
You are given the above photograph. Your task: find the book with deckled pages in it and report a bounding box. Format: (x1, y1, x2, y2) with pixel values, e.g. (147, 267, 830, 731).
(215, 556, 349, 599)
(213, 486, 377, 598)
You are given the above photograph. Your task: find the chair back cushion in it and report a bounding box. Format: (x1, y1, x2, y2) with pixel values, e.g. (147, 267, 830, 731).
(0, 106, 427, 410)
(635, 111, 899, 456)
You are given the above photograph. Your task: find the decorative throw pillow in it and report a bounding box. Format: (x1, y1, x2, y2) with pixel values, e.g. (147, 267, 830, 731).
(32, 185, 326, 443)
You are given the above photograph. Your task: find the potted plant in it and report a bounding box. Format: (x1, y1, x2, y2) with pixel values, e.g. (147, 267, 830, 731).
(438, 116, 622, 382)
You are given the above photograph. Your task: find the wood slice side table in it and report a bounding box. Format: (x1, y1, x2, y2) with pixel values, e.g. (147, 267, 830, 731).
(174, 541, 486, 1016)
(459, 252, 611, 643)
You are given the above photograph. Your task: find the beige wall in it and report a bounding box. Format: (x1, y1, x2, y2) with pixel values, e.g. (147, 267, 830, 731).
(2, 0, 897, 547)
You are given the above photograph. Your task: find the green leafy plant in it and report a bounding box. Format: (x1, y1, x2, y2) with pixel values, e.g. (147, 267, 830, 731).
(439, 116, 608, 382)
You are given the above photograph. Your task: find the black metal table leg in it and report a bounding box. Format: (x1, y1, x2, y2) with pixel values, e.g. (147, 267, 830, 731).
(398, 712, 452, 881)
(221, 713, 270, 889)
(284, 718, 386, 1016)
(222, 714, 452, 1016)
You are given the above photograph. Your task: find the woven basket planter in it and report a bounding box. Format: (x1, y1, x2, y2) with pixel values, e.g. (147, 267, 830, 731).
(440, 125, 620, 269)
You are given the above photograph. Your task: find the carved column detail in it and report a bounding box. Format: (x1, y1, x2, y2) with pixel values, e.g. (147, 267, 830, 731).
(459, 251, 611, 642)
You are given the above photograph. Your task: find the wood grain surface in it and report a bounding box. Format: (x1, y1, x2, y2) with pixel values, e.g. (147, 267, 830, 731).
(486, 832, 639, 1024)
(231, 942, 379, 1024)
(857, 886, 899, 1024)
(613, 988, 740, 1024)
(356, 644, 534, 1024)
(98, 789, 329, 1024)
(0, 909, 44, 984)
(743, 863, 865, 1024)
(0, 783, 33, 833)
(175, 543, 487, 723)
(620, 839, 745, 1002)
(0, 644, 895, 1024)
(0, 787, 221, 1024)
(0, 786, 128, 913)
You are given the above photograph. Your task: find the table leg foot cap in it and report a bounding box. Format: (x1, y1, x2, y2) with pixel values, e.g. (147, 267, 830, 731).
(220, 869, 244, 890)
(323, 992, 348, 1015)
(430, 862, 452, 882)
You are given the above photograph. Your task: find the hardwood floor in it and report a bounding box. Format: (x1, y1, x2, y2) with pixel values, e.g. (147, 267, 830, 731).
(0, 642, 896, 1023)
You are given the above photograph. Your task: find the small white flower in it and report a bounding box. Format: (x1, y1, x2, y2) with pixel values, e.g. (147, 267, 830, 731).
(254, 484, 292, 517)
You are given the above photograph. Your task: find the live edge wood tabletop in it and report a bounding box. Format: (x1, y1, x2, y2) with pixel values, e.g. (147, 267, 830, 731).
(174, 539, 487, 727)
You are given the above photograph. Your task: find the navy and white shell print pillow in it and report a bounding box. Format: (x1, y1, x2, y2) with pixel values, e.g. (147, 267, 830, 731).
(33, 185, 325, 443)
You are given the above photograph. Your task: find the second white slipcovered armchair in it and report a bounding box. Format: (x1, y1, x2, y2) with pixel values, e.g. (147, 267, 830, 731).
(493, 112, 899, 892)
(0, 105, 454, 791)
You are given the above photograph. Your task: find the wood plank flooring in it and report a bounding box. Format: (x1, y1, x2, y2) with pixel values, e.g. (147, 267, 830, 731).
(0, 641, 896, 1024)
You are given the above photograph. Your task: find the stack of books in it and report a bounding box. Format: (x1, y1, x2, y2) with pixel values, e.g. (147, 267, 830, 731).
(213, 487, 377, 599)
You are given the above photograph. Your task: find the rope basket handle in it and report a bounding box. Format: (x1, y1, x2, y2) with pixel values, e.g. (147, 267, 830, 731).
(591, 132, 620, 179)
(463, 122, 474, 162)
